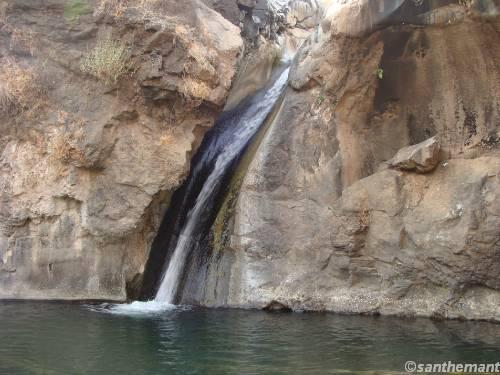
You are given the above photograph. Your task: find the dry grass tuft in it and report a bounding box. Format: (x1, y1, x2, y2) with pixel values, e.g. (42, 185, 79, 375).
(181, 79, 210, 103)
(51, 133, 74, 162)
(80, 33, 128, 84)
(358, 210, 371, 229)
(93, 0, 177, 29)
(49, 123, 86, 165)
(94, 0, 157, 18)
(159, 130, 176, 146)
(0, 59, 42, 115)
(94, 0, 128, 18)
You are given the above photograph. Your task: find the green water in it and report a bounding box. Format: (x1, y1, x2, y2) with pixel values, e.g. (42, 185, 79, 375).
(0, 302, 499, 374)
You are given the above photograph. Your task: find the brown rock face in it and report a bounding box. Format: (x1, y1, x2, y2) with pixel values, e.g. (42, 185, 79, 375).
(197, 0, 500, 321)
(0, 0, 242, 300)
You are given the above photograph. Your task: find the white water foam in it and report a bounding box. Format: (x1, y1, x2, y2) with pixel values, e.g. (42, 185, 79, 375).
(89, 300, 185, 317)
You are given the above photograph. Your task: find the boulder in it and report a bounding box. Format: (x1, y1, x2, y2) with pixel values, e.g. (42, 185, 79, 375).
(388, 137, 440, 173)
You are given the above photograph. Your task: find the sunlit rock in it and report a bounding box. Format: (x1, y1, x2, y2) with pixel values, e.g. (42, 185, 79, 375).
(388, 137, 440, 173)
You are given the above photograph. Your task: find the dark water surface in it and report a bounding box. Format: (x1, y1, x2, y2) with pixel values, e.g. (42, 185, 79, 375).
(0, 302, 499, 374)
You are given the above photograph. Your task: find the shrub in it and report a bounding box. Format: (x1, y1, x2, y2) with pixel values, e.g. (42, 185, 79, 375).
(80, 34, 128, 84)
(0, 59, 40, 114)
(375, 68, 384, 80)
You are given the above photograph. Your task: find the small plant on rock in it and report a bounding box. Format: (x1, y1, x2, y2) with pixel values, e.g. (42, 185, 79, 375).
(64, 0, 90, 23)
(80, 34, 128, 84)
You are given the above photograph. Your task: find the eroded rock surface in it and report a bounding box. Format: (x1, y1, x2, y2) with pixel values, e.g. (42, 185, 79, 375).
(0, 0, 242, 300)
(200, 0, 500, 321)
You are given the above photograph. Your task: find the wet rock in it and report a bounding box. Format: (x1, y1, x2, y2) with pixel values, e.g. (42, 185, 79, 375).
(224, 38, 280, 111)
(263, 300, 292, 312)
(388, 137, 440, 173)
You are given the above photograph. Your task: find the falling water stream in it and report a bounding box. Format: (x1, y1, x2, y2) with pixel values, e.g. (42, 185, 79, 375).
(143, 64, 290, 307)
(121, 0, 420, 312)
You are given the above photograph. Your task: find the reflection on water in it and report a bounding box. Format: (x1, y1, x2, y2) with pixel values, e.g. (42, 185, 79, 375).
(0, 302, 499, 374)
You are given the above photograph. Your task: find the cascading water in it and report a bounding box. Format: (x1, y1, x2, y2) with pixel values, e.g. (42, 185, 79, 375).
(152, 65, 290, 305)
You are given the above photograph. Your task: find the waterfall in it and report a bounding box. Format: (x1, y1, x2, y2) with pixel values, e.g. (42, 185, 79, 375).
(154, 66, 290, 304)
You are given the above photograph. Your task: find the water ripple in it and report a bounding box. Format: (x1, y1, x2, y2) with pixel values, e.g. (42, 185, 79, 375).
(0, 302, 499, 374)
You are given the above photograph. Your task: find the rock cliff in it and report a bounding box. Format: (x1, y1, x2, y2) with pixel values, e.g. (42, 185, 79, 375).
(0, 0, 242, 300)
(198, 0, 500, 321)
